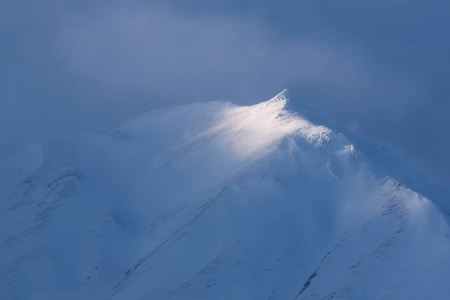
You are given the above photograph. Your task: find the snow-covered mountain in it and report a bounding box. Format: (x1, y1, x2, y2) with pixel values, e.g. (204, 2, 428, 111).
(1, 90, 450, 299)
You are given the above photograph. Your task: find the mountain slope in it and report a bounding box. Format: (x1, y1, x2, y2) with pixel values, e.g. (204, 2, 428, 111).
(1, 90, 449, 299)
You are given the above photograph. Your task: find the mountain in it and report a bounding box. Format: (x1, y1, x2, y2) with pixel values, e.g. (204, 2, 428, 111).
(1, 90, 450, 299)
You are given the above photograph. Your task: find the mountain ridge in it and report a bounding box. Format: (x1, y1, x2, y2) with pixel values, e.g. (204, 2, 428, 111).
(1, 91, 449, 299)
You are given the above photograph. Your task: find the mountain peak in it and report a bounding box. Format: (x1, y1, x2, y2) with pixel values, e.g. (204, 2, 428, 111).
(270, 89, 290, 103)
(2, 91, 450, 300)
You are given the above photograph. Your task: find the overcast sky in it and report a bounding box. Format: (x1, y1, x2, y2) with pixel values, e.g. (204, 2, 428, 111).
(1, 0, 449, 184)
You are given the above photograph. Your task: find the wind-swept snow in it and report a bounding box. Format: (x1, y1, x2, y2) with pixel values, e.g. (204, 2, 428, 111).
(1, 91, 449, 299)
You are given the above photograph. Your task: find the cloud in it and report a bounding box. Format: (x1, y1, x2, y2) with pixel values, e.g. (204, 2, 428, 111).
(54, 3, 372, 104)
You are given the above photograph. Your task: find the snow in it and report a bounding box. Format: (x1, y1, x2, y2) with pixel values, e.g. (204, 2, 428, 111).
(1, 90, 450, 299)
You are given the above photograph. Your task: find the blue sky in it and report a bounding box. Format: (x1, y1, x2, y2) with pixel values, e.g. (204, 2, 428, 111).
(1, 0, 449, 184)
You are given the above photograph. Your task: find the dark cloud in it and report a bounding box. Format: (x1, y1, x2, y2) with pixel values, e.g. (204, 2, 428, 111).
(1, 0, 449, 184)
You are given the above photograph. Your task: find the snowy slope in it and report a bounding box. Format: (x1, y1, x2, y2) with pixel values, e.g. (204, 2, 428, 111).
(1, 90, 450, 299)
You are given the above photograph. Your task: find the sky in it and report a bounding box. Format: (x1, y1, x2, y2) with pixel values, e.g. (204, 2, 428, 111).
(1, 0, 449, 185)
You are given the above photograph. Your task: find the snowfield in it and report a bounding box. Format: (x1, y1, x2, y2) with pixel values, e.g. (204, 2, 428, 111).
(1, 90, 450, 299)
